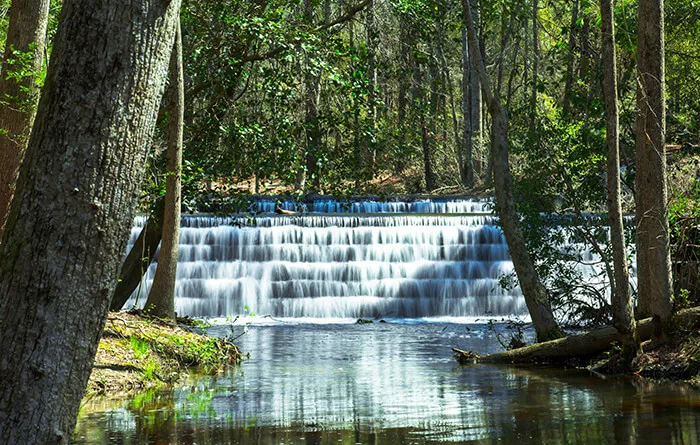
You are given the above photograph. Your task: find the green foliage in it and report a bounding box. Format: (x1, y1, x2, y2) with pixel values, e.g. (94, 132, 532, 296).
(129, 336, 150, 359)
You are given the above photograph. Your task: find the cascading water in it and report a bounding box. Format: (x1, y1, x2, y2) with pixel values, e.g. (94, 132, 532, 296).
(126, 199, 528, 319)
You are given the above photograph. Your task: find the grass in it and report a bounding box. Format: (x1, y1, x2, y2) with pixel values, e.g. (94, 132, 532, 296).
(86, 312, 243, 396)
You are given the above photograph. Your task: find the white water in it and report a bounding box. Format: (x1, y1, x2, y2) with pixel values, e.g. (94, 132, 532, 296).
(126, 199, 531, 318)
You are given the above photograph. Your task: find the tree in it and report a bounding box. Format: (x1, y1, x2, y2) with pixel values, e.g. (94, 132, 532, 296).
(0, 1, 181, 443)
(600, 0, 640, 365)
(145, 19, 184, 321)
(463, 0, 562, 342)
(0, 0, 51, 238)
(111, 198, 166, 312)
(635, 0, 673, 341)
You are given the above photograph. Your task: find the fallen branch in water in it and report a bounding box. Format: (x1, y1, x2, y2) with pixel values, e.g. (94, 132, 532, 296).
(470, 307, 700, 364)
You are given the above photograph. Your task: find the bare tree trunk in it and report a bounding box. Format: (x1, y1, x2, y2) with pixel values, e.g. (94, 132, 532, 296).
(366, 0, 377, 177)
(470, 0, 483, 182)
(463, 0, 562, 342)
(303, 0, 321, 193)
(562, 0, 579, 118)
(145, 19, 184, 321)
(0, 0, 50, 238)
(530, 0, 539, 124)
(635, 0, 673, 341)
(460, 25, 472, 187)
(0, 1, 180, 443)
(601, 0, 640, 365)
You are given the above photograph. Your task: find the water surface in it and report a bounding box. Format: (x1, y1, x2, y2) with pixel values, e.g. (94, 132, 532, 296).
(75, 322, 700, 444)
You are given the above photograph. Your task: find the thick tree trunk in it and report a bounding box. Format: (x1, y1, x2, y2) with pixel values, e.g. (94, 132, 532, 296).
(0, 0, 50, 239)
(110, 198, 166, 312)
(463, 0, 562, 342)
(0, 1, 180, 443)
(601, 0, 640, 365)
(635, 0, 673, 341)
(472, 307, 700, 364)
(145, 20, 184, 321)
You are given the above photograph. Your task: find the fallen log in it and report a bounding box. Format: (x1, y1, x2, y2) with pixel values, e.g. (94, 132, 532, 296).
(274, 206, 299, 215)
(474, 307, 700, 364)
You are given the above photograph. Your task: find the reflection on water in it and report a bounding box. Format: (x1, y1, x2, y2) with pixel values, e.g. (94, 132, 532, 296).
(75, 323, 700, 444)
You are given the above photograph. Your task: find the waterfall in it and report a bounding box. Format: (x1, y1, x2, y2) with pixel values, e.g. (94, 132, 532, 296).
(126, 199, 527, 319)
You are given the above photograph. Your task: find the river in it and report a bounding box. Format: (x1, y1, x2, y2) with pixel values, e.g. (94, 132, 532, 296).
(74, 198, 700, 444)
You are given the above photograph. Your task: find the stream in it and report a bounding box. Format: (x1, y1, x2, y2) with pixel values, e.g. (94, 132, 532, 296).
(75, 199, 699, 444)
(75, 321, 700, 445)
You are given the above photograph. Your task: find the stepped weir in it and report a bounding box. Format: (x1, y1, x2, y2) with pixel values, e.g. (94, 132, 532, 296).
(127, 199, 528, 319)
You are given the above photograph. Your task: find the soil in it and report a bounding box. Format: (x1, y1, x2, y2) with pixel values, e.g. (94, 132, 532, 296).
(86, 312, 243, 396)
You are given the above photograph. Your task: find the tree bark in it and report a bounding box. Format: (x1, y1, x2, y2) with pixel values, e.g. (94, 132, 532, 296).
(0, 0, 50, 239)
(304, 0, 321, 193)
(145, 19, 184, 321)
(460, 25, 473, 187)
(530, 0, 539, 125)
(471, 307, 700, 364)
(463, 0, 562, 342)
(110, 198, 166, 312)
(635, 0, 673, 341)
(601, 0, 640, 366)
(365, 0, 377, 177)
(0, 1, 180, 443)
(562, 0, 579, 119)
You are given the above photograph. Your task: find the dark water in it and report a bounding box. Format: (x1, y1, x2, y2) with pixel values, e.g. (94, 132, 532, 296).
(75, 322, 700, 445)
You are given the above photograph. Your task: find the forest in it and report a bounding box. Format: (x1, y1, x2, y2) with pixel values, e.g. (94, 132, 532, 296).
(0, 0, 698, 443)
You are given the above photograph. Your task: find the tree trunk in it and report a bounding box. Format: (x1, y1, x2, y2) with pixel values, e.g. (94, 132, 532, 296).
(601, 0, 640, 366)
(562, 0, 579, 118)
(460, 25, 473, 187)
(470, 0, 483, 182)
(0, 1, 180, 443)
(304, 0, 321, 193)
(366, 0, 377, 177)
(635, 0, 673, 341)
(0, 0, 50, 239)
(145, 19, 184, 321)
(111, 198, 166, 312)
(530, 0, 539, 125)
(463, 0, 562, 342)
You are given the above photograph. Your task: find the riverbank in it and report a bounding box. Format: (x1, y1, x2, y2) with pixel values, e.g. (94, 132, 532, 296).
(86, 312, 243, 396)
(457, 308, 700, 383)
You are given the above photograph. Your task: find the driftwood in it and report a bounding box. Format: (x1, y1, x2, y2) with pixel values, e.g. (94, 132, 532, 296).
(464, 307, 700, 364)
(274, 206, 299, 215)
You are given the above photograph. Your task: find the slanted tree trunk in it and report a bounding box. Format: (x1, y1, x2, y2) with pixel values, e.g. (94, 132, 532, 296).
(145, 19, 184, 321)
(635, 0, 673, 341)
(601, 0, 640, 366)
(0, 1, 180, 443)
(463, 0, 562, 342)
(111, 198, 166, 311)
(0, 0, 50, 239)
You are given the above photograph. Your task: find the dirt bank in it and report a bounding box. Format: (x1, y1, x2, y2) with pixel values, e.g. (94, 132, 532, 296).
(87, 312, 243, 396)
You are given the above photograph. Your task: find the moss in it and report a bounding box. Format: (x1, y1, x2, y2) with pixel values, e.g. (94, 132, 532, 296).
(85, 312, 243, 397)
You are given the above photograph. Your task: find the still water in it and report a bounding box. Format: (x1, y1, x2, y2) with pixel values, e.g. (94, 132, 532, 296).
(75, 322, 700, 445)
